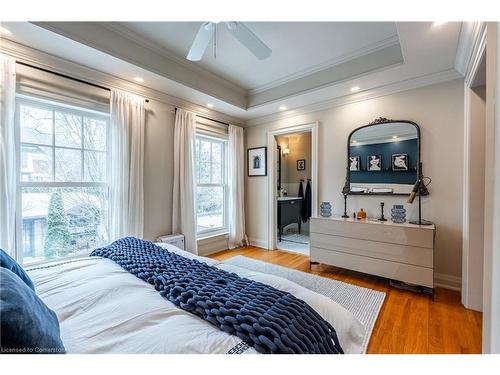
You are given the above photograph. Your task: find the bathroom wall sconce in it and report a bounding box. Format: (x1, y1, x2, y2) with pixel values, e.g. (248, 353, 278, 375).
(282, 147, 290, 157)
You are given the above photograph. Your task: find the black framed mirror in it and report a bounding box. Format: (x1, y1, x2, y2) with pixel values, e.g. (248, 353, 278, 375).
(343, 117, 424, 196)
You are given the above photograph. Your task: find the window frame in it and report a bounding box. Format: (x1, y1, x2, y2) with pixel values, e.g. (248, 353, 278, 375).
(15, 95, 110, 266)
(195, 133, 229, 239)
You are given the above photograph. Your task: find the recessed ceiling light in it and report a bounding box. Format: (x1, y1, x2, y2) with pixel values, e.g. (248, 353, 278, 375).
(133, 76, 144, 83)
(0, 26, 12, 35)
(279, 106, 287, 111)
(432, 22, 447, 27)
(350, 86, 360, 93)
(207, 103, 214, 108)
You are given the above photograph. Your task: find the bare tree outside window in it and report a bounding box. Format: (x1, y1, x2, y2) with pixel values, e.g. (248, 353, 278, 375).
(18, 98, 109, 264)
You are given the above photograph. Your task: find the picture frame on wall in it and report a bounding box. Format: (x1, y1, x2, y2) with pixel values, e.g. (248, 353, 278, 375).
(248, 147, 267, 176)
(367, 154, 382, 171)
(349, 156, 360, 171)
(392, 153, 409, 171)
(297, 159, 306, 171)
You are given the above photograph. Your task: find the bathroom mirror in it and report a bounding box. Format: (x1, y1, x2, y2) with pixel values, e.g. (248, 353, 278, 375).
(344, 117, 422, 195)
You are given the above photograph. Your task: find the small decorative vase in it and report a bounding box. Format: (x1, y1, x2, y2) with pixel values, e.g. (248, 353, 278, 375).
(391, 204, 406, 223)
(320, 202, 332, 217)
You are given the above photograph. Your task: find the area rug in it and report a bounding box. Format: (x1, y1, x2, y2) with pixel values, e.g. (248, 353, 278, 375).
(222, 255, 386, 353)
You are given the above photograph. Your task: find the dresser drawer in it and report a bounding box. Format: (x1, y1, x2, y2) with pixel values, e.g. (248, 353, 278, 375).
(311, 247, 434, 288)
(310, 232, 433, 268)
(311, 217, 434, 249)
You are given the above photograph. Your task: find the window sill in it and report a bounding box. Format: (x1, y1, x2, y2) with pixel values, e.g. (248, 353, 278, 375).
(197, 231, 229, 242)
(23, 250, 92, 269)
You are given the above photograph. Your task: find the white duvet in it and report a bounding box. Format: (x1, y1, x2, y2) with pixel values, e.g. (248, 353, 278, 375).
(27, 244, 365, 354)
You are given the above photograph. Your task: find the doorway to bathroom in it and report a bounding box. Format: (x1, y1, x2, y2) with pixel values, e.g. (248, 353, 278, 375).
(267, 122, 318, 256)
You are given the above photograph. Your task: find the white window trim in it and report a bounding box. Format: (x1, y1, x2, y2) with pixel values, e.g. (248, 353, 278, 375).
(15, 94, 110, 265)
(195, 132, 229, 239)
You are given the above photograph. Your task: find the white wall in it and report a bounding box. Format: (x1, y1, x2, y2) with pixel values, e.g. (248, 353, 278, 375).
(462, 84, 486, 311)
(142, 100, 175, 241)
(482, 21, 500, 354)
(245, 79, 464, 285)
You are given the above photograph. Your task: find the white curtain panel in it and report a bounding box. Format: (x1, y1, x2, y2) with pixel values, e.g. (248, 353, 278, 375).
(228, 125, 248, 248)
(0, 55, 17, 256)
(172, 108, 197, 254)
(109, 89, 145, 240)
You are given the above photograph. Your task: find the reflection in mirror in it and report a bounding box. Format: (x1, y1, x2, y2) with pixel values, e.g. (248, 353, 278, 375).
(348, 120, 419, 195)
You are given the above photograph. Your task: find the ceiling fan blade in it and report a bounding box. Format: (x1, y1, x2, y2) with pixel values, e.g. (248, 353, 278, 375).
(225, 22, 272, 60)
(187, 22, 214, 61)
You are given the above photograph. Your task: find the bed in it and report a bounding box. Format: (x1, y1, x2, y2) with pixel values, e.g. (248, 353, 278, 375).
(26, 243, 366, 354)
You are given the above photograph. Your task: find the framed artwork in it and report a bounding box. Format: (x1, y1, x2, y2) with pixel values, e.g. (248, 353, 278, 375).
(297, 159, 306, 171)
(392, 153, 409, 171)
(349, 156, 360, 171)
(367, 154, 382, 171)
(248, 147, 267, 176)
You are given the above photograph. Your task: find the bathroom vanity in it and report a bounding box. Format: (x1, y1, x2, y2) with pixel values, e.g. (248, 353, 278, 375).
(277, 197, 302, 241)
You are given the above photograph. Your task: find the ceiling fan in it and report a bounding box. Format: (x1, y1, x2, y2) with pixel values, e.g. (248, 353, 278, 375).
(187, 22, 272, 61)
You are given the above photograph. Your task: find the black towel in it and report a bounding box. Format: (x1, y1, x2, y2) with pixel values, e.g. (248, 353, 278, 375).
(298, 180, 305, 222)
(303, 180, 312, 222)
(298, 180, 304, 200)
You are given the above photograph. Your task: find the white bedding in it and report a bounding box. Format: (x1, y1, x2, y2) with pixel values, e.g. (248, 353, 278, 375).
(27, 243, 365, 354)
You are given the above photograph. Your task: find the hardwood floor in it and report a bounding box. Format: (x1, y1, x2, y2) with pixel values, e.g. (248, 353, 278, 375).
(209, 246, 483, 354)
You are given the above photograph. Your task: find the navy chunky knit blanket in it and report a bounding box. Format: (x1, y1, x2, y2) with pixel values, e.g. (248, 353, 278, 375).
(90, 237, 344, 354)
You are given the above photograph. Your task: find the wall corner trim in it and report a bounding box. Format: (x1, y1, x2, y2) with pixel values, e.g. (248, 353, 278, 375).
(455, 22, 487, 84)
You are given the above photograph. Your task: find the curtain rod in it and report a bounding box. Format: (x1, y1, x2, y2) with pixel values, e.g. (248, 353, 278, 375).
(16, 61, 149, 103)
(175, 107, 229, 126)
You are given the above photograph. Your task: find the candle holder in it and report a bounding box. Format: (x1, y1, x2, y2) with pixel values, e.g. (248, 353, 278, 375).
(342, 193, 350, 218)
(378, 201, 387, 221)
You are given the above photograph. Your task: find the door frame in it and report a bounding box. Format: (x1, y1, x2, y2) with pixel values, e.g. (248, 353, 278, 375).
(462, 43, 487, 311)
(266, 121, 318, 250)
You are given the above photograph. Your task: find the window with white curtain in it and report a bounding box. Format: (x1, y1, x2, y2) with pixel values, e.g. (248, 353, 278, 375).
(16, 95, 110, 265)
(195, 134, 228, 237)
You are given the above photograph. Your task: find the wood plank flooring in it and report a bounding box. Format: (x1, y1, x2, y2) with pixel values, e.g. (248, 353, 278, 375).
(209, 246, 483, 354)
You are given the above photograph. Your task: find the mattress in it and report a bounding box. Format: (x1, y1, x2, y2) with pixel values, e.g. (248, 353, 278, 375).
(27, 243, 365, 354)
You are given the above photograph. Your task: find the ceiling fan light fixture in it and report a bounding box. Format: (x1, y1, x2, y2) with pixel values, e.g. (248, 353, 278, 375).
(186, 21, 272, 62)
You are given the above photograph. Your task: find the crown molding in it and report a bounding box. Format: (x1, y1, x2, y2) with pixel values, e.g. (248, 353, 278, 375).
(455, 22, 486, 85)
(248, 35, 400, 95)
(0, 38, 245, 126)
(32, 22, 248, 109)
(98, 22, 247, 96)
(100, 22, 401, 100)
(248, 43, 404, 108)
(244, 68, 462, 127)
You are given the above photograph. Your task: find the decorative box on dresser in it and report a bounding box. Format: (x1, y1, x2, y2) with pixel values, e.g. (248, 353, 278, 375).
(310, 216, 435, 294)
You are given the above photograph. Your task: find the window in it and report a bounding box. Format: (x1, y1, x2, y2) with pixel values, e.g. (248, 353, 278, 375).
(195, 134, 228, 237)
(17, 96, 109, 265)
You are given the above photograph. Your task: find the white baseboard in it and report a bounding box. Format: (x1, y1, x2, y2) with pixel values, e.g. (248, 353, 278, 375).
(248, 237, 268, 249)
(435, 273, 462, 291)
(197, 234, 229, 257)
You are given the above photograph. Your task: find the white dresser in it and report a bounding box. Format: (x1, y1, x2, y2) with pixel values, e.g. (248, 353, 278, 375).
(310, 217, 435, 289)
